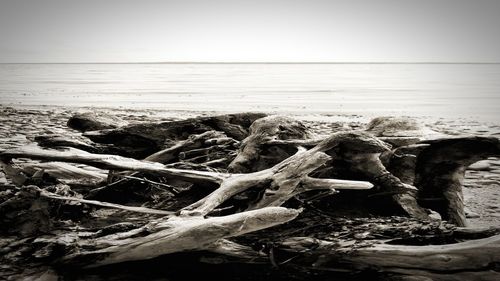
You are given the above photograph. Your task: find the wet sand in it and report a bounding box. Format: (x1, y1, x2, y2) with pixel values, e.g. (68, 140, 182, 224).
(0, 105, 499, 227)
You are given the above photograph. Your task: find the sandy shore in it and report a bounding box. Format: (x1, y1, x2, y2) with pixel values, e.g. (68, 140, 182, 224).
(0, 104, 499, 227)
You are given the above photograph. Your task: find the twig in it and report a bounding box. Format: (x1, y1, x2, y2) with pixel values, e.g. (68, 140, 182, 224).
(123, 175, 180, 194)
(38, 188, 173, 215)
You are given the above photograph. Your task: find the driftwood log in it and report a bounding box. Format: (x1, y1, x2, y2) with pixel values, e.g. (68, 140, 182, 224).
(227, 116, 431, 220)
(1, 113, 499, 280)
(276, 234, 500, 281)
(0, 135, 372, 266)
(81, 112, 266, 158)
(67, 112, 129, 132)
(386, 137, 500, 226)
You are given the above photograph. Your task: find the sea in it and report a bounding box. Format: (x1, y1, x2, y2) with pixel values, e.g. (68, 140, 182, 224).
(1, 63, 499, 122)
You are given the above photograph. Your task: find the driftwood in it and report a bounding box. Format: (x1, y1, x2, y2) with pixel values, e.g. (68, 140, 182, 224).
(67, 112, 129, 132)
(0, 135, 371, 266)
(365, 116, 444, 147)
(34, 134, 100, 153)
(225, 116, 430, 220)
(277, 234, 500, 281)
(81, 112, 266, 158)
(1, 134, 374, 213)
(145, 130, 238, 165)
(0, 146, 223, 185)
(228, 116, 312, 172)
(1, 112, 499, 280)
(385, 137, 500, 226)
(20, 162, 107, 187)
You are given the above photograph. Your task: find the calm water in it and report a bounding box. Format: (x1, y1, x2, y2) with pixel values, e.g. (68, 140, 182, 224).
(1, 63, 499, 121)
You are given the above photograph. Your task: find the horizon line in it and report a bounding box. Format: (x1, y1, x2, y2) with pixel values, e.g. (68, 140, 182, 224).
(1, 61, 500, 65)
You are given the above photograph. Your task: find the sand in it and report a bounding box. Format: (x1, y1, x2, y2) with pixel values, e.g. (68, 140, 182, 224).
(0, 104, 499, 227)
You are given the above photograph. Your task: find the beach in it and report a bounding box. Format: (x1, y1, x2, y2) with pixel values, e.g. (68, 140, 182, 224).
(1, 63, 500, 280)
(1, 104, 499, 228)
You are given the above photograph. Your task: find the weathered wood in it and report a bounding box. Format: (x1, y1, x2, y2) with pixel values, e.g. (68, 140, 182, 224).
(225, 116, 431, 220)
(20, 162, 107, 187)
(1, 145, 226, 185)
(81, 112, 266, 158)
(414, 137, 500, 226)
(70, 207, 301, 267)
(67, 112, 128, 132)
(34, 134, 100, 153)
(365, 116, 444, 147)
(3, 113, 499, 279)
(35, 185, 173, 215)
(182, 132, 375, 216)
(304, 131, 430, 220)
(228, 116, 311, 172)
(2, 134, 374, 216)
(144, 130, 237, 164)
(277, 234, 500, 281)
(384, 137, 500, 226)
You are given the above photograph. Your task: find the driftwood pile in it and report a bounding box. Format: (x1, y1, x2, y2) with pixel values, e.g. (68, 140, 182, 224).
(1, 112, 500, 280)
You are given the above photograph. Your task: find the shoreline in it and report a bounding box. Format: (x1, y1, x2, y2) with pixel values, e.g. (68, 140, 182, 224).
(2, 102, 499, 125)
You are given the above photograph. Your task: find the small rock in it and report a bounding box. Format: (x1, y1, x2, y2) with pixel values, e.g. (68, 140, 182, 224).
(465, 209, 480, 218)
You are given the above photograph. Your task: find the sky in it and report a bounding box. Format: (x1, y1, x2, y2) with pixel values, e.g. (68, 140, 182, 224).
(1, 0, 500, 63)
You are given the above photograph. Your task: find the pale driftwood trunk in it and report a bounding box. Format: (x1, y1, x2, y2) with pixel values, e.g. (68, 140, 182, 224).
(278, 234, 500, 281)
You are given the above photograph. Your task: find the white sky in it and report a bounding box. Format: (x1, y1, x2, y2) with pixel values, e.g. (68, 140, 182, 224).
(1, 0, 500, 63)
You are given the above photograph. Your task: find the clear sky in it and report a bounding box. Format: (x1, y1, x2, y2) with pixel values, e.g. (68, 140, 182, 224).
(1, 0, 500, 63)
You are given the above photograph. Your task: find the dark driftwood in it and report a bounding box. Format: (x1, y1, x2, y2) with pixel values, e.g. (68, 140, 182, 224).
(145, 130, 238, 164)
(67, 112, 128, 132)
(34, 134, 100, 153)
(385, 137, 500, 226)
(81, 112, 266, 158)
(228, 116, 311, 172)
(415, 137, 500, 226)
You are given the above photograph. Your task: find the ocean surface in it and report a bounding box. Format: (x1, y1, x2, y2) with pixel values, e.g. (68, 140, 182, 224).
(1, 63, 499, 121)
